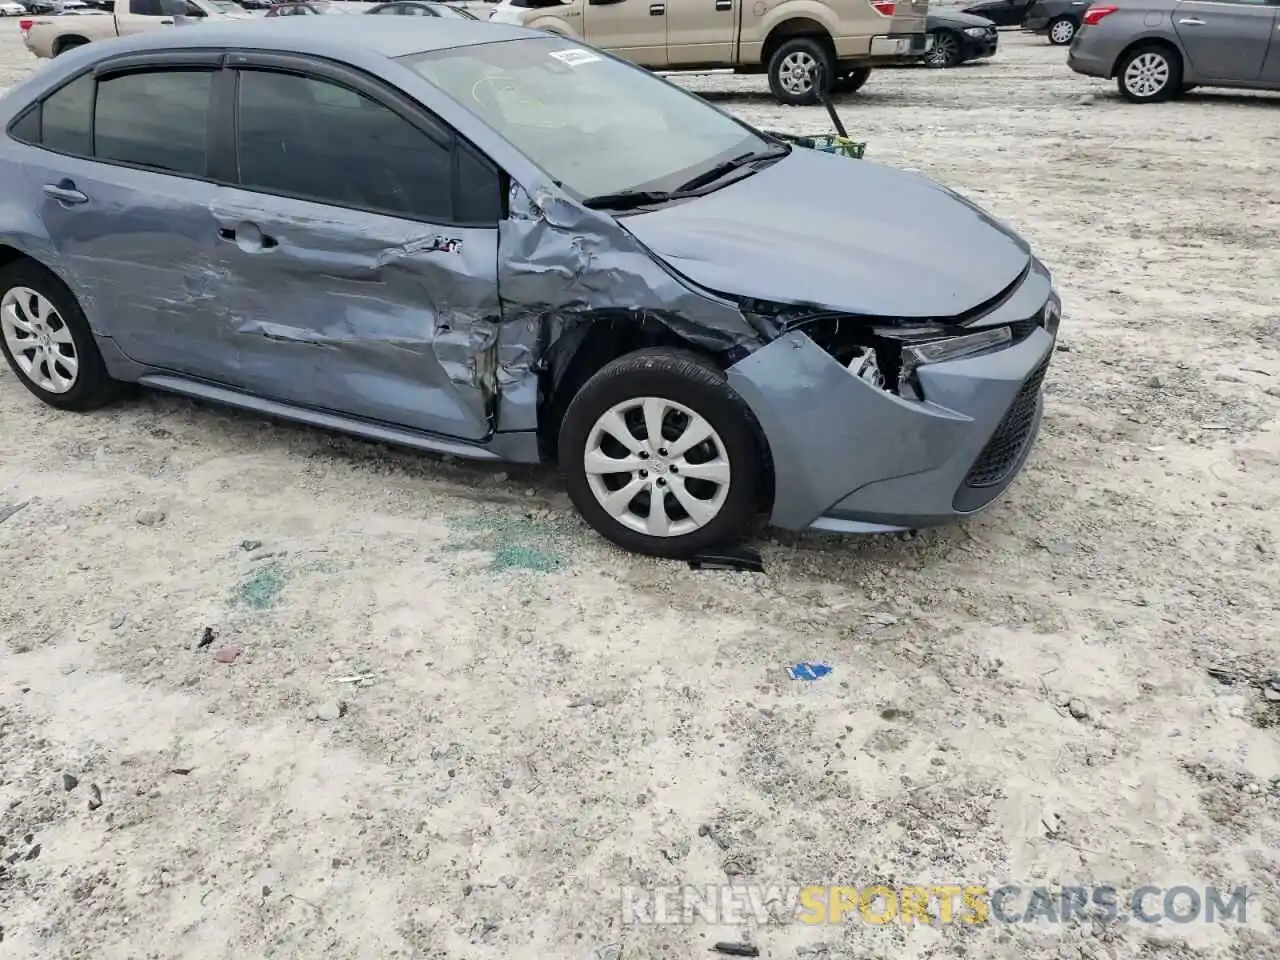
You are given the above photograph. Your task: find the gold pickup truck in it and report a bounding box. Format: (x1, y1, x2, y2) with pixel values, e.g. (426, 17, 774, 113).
(21, 0, 252, 60)
(487, 0, 932, 104)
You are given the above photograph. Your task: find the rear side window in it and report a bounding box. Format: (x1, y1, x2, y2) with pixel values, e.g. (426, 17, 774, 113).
(94, 69, 213, 175)
(41, 73, 94, 156)
(236, 69, 455, 221)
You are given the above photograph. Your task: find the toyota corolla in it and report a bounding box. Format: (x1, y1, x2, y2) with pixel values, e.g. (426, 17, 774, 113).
(0, 19, 1061, 557)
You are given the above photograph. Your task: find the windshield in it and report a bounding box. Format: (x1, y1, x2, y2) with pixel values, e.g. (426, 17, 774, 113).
(399, 36, 770, 200)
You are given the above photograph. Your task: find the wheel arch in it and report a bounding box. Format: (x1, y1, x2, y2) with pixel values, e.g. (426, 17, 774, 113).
(537, 314, 775, 511)
(761, 15, 836, 67)
(1108, 35, 1183, 78)
(52, 35, 90, 56)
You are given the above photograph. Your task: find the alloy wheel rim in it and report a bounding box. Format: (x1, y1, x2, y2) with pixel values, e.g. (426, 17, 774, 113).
(1050, 20, 1074, 42)
(1124, 52, 1169, 98)
(0, 287, 79, 394)
(779, 51, 818, 95)
(583, 397, 731, 538)
(929, 34, 957, 65)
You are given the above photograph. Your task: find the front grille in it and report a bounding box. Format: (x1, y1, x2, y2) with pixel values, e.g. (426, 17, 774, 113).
(963, 355, 1050, 488)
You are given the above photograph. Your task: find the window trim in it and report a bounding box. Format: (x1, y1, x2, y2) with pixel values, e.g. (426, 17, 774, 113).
(223, 53, 505, 229)
(5, 51, 225, 184)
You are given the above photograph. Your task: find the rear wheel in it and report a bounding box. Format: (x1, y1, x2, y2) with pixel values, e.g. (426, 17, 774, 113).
(53, 36, 88, 57)
(1116, 44, 1181, 103)
(1047, 16, 1076, 45)
(926, 29, 962, 67)
(767, 36, 835, 106)
(832, 67, 871, 94)
(0, 259, 119, 411)
(558, 349, 763, 558)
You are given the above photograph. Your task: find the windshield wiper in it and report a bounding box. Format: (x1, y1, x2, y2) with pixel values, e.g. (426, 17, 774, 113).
(581, 188, 697, 211)
(583, 144, 790, 212)
(673, 144, 790, 193)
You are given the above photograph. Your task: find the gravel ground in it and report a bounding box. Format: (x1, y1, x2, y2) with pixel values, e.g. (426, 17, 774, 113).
(2, 22, 1279, 960)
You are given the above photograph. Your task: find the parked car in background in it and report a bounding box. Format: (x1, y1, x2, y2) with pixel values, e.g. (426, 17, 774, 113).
(265, 1, 334, 13)
(487, 0, 935, 105)
(1022, 0, 1090, 44)
(1069, 0, 1280, 101)
(22, 0, 250, 59)
(958, 0, 1035, 26)
(367, 1, 476, 16)
(0, 18, 1062, 557)
(925, 8, 998, 66)
(1, 0, 28, 14)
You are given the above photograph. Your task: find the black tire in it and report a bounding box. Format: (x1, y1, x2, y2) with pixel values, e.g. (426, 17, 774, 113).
(767, 36, 835, 106)
(53, 36, 88, 57)
(0, 259, 120, 412)
(1115, 43, 1181, 103)
(831, 67, 871, 94)
(1047, 16, 1076, 45)
(926, 29, 963, 67)
(558, 348, 763, 559)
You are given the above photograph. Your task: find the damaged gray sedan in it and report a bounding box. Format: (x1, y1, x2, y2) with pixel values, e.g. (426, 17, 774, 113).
(0, 18, 1062, 558)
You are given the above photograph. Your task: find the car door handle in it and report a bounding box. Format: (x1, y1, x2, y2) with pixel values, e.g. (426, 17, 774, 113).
(649, 2, 664, 13)
(219, 225, 278, 250)
(42, 180, 88, 205)
(1177, 16, 1203, 23)
(715, 0, 731, 8)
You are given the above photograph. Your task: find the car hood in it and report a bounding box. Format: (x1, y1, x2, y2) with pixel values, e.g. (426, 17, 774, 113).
(620, 147, 1031, 321)
(930, 8, 997, 28)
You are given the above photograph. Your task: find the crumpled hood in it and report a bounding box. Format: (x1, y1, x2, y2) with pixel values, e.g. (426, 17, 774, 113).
(620, 147, 1031, 320)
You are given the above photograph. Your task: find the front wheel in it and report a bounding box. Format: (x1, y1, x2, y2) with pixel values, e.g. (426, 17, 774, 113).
(558, 349, 763, 559)
(767, 36, 835, 106)
(1047, 16, 1076, 45)
(926, 29, 962, 67)
(1116, 44, 1181, 103)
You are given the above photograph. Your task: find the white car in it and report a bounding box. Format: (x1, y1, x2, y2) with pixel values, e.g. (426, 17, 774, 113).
(0, 1, 28, 15)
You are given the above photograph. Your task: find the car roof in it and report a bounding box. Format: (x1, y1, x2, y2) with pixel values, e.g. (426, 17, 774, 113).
(92, 15, 534, 59)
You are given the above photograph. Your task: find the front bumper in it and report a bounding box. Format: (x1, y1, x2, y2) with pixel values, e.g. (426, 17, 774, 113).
(726, 299, 1058, 534)
(961, 32, 999, 60)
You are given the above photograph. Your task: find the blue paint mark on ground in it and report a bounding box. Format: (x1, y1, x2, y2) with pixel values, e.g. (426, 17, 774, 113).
(788, 662, 832, 682)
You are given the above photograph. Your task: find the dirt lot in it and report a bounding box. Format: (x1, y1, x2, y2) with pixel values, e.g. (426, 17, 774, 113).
(2, 22, 1279, 960)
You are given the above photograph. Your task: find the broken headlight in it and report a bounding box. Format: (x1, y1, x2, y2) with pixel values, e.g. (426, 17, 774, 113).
(878, 325, 1012, 400)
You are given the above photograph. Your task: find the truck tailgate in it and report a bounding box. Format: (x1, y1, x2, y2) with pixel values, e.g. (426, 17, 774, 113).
(889, 0, 928, 34)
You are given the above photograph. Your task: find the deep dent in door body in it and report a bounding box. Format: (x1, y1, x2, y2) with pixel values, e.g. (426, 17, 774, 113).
(135, 184, 766, 442)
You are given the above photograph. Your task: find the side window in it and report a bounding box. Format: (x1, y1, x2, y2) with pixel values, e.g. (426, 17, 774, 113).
(456, 140, 502, 225)
(95, 69, 213, 175)
(130, 0, 162, 14)
(236, 70, 453, 222)
(40, 73, 94, 156)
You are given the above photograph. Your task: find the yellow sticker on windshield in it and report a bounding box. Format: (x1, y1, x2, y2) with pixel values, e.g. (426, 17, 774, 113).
(550, 48, 602, 66)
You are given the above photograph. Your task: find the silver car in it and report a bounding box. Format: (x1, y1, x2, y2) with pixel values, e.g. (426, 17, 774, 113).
(0, 19, 1061, 558)
(1068, 0, 1280, 102)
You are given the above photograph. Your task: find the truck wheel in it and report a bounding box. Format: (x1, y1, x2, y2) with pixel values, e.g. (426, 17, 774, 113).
(767, 36, 835, 106)
(558, 348, 763, 559)
(832, 67, 871, 94)
(1047, 16, 1076, 45)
